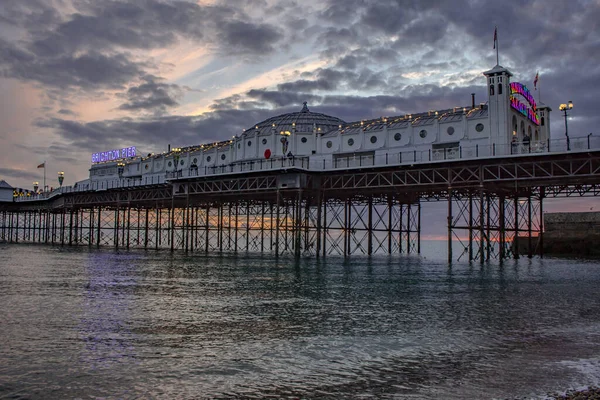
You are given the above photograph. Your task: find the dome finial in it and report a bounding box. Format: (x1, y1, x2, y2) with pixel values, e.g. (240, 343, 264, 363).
(301, 101, 309, 113)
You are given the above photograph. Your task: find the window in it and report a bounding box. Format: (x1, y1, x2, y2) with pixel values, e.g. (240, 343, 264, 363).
(168, 161, 172, 167)
(489, 85, 494, 96)
(247, 140, 252, 146)
(238, 143, 240, 149)
(447, 126, 455, 135)
(370, 136, 377, 144)
(206, 156, 211, 162)
(262, 138, 267, 145)
(221, 154, 226, 160)
(476, 123, 484, 132)
(498, 83, 502, 95)
(326, 141, 333, 148)
(192, 158, 198, 164)
(180, 160, 184, 165)
(394, 132, 401, 141)
(145, 164, 149, 170)
(348, 138, 354, 146)
(301, 137, 307, 143)
(419, 129, 427, 138)
(541, 117, 545, 126)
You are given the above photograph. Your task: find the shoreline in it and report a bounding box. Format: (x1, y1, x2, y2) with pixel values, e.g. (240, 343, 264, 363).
(547, 386, 600, 399)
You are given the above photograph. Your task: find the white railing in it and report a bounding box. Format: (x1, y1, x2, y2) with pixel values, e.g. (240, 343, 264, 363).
(13, 135, 600, 202)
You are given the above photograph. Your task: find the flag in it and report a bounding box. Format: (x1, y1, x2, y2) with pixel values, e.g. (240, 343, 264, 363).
(37, 162, 45, 168)
(534, 71, 539, 90)
(493, 27, 497, 49)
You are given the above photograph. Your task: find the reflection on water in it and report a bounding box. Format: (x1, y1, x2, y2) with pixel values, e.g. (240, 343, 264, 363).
(0, 243, 599, 399)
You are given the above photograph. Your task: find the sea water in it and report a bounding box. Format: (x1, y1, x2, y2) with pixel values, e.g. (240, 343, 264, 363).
(0, 242, 599, 399)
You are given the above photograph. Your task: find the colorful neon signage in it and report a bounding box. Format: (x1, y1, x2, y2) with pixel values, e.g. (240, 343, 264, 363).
(509, 82, 539, 125)
(92, 146, 137, 163)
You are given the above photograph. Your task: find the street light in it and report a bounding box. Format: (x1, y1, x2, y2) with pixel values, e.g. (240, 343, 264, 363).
(172, 148, 181, 177)
(33, 181, 39, 193)
(58, 171, 64, 188)
(559, 100, 573, 151)
(117, 162, 125, 178)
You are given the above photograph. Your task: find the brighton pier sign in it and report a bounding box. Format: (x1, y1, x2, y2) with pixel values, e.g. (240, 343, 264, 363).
(509, 82, 540, 126)
(92, 146, 137, 163)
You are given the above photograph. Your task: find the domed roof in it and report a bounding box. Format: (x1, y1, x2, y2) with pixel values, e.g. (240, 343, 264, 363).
(245, 102, 345, 135)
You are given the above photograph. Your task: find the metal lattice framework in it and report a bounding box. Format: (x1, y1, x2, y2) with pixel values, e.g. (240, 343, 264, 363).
(2, 151, 600, 261)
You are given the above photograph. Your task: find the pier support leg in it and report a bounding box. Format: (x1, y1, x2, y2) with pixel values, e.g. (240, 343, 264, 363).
(448, 189, 453, 263)
(514, 197, 520, 260)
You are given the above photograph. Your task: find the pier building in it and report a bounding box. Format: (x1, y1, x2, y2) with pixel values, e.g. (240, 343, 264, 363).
(81, 64, 556, 190)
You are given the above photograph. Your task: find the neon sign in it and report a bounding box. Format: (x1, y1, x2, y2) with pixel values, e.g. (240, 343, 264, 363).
(510, 82, 539, 125)
(92, 146, 137, 163)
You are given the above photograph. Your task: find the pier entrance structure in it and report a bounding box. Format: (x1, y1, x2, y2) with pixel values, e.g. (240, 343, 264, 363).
(3, 63, 600, 261)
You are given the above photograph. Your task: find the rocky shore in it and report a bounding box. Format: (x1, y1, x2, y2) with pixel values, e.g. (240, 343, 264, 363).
(550, 386, 600, 399)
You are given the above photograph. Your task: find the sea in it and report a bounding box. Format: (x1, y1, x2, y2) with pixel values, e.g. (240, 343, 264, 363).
(0, 241, 599, 399)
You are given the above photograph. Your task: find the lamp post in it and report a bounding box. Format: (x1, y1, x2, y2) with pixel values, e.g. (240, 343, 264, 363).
(559, 100, 573, 151)
(172, 148, 181, 177)
(117, 162, 125, 178)
(58, 171, 64, 188)
(33, 181, 39, 193)
(117, 162, 125, 186)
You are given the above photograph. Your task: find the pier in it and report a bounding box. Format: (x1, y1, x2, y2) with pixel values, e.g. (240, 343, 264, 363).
(2, 150, 599, 262)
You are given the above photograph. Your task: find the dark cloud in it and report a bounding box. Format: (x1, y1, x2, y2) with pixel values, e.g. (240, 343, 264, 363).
(217, 21, 282, 55)
(359, 1, 416, 35)
(34, 108, 280, 152)
(0, 44, 146, 90)
(277, 79, 336, 92)
(0, 0, 62, 30)
(316, 27, 363, 58)
(57, 109, 78, 116)
(246, 89, 322, 108)
(0, 167, 42, 183)
(0, 0, 285, 96)
(28, 0, 206, 56)
(319, 0, 367, 24)
(117, 76, 184, 115)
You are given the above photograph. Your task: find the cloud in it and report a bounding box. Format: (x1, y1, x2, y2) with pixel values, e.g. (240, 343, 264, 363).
(117, 75, 185, 115)
(34, 107, 280, 153)
(57, 109, 78, 116)
(216, 20, 283, 55)
(246, 89, 322, 108)
(27, 0, 206, 56)
(0, 39, 147, 90)
(0, 0, 285, 96)
(0, 166, 42, 183)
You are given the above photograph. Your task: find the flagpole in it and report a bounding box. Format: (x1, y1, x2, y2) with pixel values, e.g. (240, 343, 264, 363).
(496, 27, 499, 65)
(43, 161, 46, 192)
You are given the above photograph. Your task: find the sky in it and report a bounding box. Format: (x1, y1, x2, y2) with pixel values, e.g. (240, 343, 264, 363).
(1, 0, 600, 193)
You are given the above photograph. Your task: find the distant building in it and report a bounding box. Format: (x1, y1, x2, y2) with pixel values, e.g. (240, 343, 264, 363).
(0, 180, 14, 202)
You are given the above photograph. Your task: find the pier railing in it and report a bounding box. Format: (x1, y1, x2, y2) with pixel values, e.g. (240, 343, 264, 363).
(12, 135, 600, 202)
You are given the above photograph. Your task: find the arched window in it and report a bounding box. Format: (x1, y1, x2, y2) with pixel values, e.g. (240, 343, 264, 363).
(498, 83, 502, 95)
(541, 117, 545, 126)
(520, 121, 525, 138)
(489, 85, 495, 96)
(512, 116, 518, 136)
